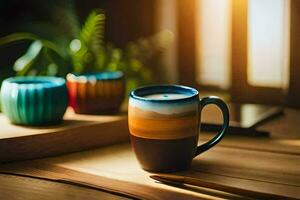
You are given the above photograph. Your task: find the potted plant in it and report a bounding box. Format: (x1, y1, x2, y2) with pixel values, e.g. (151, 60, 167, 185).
(1, 9, 173, 86)
(0, 9, 173, 114)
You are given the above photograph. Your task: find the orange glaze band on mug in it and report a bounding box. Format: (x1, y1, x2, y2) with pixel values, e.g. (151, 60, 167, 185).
(128, 85, 200, 140)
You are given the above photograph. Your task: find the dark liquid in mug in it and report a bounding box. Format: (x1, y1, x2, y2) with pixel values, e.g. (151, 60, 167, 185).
(130, 135, 198, 172)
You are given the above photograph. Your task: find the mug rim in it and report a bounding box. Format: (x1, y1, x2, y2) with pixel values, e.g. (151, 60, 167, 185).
(130, 84, 198, 103)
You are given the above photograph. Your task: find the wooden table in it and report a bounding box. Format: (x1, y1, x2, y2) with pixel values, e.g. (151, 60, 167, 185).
(0, 173, 131, 200)
(0, 108, 299, 199)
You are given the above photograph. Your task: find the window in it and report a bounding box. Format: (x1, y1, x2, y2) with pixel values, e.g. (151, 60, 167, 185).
(247, 0, 290, 89)
(196, 0, 231, 89)
(174, 0, 300, 107)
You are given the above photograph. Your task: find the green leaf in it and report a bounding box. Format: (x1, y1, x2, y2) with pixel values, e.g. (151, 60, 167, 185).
(15, 51, 41, 76)
(13, 41, 43, 75)
(79, 9, 105, 54)
(0, 33, 67, 59)
(0, 33, 40, 46)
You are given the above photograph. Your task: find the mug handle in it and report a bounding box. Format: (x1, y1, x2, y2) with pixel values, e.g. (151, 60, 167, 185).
(195, 96, 229, 157)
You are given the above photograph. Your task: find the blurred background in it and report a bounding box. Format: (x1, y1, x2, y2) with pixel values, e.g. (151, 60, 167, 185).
(0, 0, 299, 107)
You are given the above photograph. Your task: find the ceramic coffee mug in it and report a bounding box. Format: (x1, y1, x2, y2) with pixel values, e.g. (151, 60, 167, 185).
(128, 85, 229, 172)
(0, 76, 68, 125)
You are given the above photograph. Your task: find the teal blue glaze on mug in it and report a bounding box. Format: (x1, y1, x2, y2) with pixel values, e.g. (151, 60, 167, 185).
(0, 76, 68, 125)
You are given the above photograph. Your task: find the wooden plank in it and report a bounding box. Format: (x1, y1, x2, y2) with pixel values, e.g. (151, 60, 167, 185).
(200, 108, 300, 155)
(191, 146, 300, 186)
(200, 133, 300, 155)
(1, 142, 299, 199)
(0, 109, 129, 162)
(257, 108, 300, 139)
(0, 173, 130, 200)
(0, 161, 227, 200)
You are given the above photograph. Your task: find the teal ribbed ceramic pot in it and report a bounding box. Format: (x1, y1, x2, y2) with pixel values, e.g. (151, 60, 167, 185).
(0, 76, 68, 125)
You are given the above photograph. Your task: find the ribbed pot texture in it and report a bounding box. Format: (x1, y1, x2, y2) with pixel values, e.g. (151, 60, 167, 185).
(0, 76, 68, 125)
(66, 71, 125, 114)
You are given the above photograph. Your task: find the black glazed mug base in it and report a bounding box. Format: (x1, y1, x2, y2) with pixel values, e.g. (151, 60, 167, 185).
(130, 135, 198, 172)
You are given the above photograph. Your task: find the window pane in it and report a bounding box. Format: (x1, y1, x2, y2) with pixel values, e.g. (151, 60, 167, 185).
(247, 0, 290, 88)
(196, 0, 231, 89)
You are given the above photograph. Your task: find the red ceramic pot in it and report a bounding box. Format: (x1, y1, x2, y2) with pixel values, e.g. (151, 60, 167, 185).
(66, 71, 125, 114)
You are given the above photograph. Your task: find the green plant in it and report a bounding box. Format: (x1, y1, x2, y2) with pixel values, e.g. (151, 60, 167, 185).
(0, 8, 173, 91)
(70, 9, 106, 73)
(0, 33, 70, 76)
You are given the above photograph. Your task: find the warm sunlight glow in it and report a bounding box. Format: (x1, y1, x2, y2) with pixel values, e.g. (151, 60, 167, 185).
(156, 0, 178, 83)
(196, 0, 231, 89)
(247, 0, 290, 88)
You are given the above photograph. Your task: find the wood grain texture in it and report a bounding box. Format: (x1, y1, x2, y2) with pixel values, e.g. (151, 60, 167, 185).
(1, 137, 299, 199)
(0, 108, 129, 162)
(150, 174, 292, 200)
(0, 173, 130, 200)
(200, 133, 300, 156)
(0, 108, 299, 199)
(0, 145, 248, 200)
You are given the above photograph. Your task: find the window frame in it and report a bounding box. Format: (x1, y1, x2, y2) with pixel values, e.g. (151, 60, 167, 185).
(230, 0, 285, 105)
(176, 0, 300, 107)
